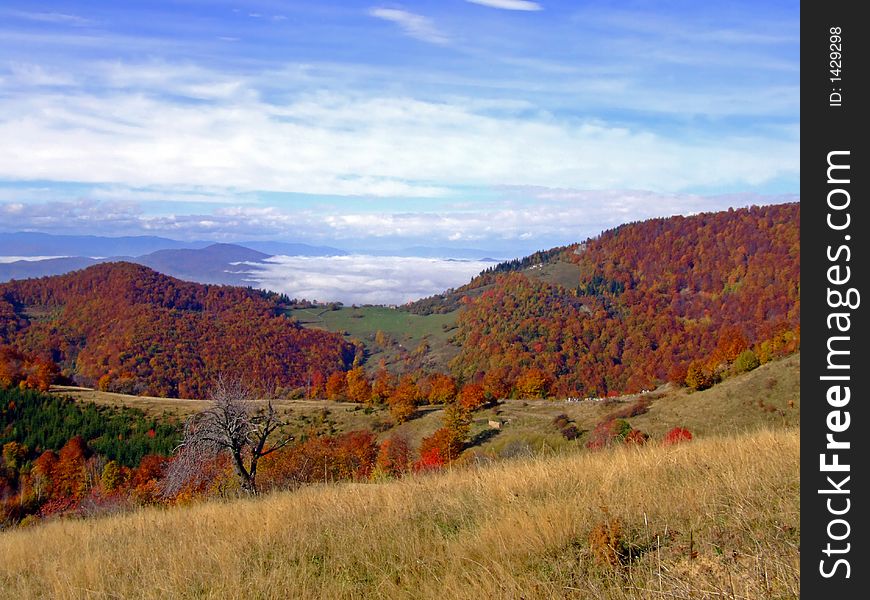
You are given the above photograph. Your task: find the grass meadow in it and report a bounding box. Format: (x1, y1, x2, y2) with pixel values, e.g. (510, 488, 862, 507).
(0, 427, 799, 599)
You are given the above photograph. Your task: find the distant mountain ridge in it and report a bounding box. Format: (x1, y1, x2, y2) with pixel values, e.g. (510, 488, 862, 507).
(0, 232, 349, 285)
(0, 232, 348, 258)
(0, 256, 108, 281)
(0, 243, 275, 287)
(133, 243, 272, 286)
(0, 232, 211, 257)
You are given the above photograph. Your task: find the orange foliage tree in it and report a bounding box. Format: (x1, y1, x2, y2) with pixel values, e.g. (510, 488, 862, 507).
(425, 373, 458, 404)
(458, 382, 487, 411)
(325, 371, 348, 401)
(345, 367, 372, 403)
(388, 375, 420, 423)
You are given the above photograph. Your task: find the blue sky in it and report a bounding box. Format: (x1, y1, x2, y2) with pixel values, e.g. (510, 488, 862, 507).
(0, 1, 799, 254)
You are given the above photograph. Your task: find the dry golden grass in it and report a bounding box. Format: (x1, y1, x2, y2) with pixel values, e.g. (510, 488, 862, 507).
(0, 428, 799, 599)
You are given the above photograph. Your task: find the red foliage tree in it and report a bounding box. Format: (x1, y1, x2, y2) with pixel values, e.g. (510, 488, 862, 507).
(370, 368, 396, 404)
(30, 450, 58, 502)
(416, 429, 455, 471)
(52, 436, 89, 500)
(375, 435, 411, 477)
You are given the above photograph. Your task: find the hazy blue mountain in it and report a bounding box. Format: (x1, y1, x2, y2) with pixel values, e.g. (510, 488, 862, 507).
(0, 243, 274, 286)
(0, 232, 210, 257)
(0, 257, 106, 281)
(130, 244, 273, 286)
(0, 232, 358, 286)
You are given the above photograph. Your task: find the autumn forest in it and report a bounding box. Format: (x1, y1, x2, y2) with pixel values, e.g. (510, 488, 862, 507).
(1, 203, 799, 527)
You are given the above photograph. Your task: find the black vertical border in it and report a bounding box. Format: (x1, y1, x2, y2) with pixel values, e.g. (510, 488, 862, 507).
(802, 1, 868, 596)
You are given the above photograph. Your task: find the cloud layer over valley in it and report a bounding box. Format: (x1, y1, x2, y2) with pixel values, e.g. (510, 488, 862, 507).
(243, 255, 494, 306)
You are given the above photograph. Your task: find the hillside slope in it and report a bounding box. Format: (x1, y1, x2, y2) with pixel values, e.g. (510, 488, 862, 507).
(46, 351, 800, 473)
(0, 262, 356, 398)
(449, 203, 799, 395)
(0, 427, 799, 599)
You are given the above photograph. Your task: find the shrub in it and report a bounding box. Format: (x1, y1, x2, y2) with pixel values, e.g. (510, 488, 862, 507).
(685, 360, 715, 391)
(585, 418, 633, 450)
(552, 414, 570, 429)
(732, 349, 760, 374)
(560, 424, 580, 441)
(623, 429, 648, 445)
(588, 517, 626, 567)
(662, 427, 693, 445)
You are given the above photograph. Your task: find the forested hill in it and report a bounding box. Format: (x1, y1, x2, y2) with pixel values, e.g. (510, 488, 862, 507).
(446, 202, 800, 396)
(0, 262, 356, 398)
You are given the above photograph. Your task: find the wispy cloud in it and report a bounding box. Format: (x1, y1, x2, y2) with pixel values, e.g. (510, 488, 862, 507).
(368, 8, 450, 45)
(580, 9, 797, 46)
(466, 0, 542, 11)
(6, 10, 92, 26)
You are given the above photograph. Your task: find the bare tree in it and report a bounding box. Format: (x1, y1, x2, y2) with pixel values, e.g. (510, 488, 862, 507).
(165, 377, 292, 496)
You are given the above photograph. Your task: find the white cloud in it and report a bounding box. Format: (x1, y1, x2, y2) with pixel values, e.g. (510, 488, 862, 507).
(0, 78, 798, 196)
(0, 256, 69, 263)
(369, 8, 450, 45)
(244, 255, 493, 305)
(0, 191, 798, 249)
(466, 0, 543, 11)
(7, 63, 76, 87)
(87, 185, 257, 205)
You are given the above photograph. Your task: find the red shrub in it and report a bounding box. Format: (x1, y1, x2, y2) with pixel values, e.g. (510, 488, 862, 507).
(623, 429, 648, 445)
(415, 428, 460, 471)
(662, 427, 693, 445)
(586, 419, 630, 450)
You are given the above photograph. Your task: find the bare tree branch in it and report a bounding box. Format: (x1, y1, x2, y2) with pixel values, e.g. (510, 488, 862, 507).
(163, 376, 292, 497)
